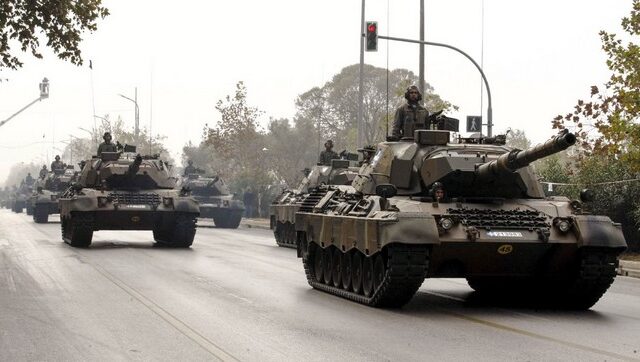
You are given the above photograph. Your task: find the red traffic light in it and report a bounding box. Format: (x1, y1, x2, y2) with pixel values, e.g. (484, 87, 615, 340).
(367, 24, 377, 33)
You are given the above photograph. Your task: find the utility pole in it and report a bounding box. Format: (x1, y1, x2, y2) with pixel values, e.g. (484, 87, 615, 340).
(0, 78, 50, 129)
(119, 88, 140, 139)
(357, 0, 365, 148)
(419, 0, 425, 97)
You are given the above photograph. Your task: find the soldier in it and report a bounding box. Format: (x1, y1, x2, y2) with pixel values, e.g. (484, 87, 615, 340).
(318, 140, 339, 166)
(430, 182, 446, 202)
(50, 155, 65, 172)
(24, 173, 34, 186)
(39, 165, 48, 179)
(183, 160, 197, 176)
(357, 145, 376, 166)
(97, 132, 117, 155)
(391, 85, 430, 140)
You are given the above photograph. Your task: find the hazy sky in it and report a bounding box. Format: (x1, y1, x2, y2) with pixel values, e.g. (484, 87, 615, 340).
(0, 0, 632, 184)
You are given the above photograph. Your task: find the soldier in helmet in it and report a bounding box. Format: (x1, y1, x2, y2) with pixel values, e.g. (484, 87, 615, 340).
(97, 132, 117, 156)
(183, 160, 197, 176)
(50, 155, 65, 172)
(24, 173, 34, 186)
(391, 85, 430, 140)
(39, 165, 48, 179)
(430, 182, 446, 202)
(318, 140, 339, 166)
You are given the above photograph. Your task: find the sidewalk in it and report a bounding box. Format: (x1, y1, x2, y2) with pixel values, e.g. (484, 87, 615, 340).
(619, 260, 640, 278)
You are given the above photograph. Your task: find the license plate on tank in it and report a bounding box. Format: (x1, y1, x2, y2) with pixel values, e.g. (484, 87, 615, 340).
(486, 231, 523, 238)
(122, 204, 150, 210)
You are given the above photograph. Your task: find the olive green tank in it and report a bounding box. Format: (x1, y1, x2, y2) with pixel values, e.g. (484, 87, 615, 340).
(295, 124, 627, 309)
(58, 146, 200, 248)
(29, 166, 77, 223)
(270, 157, 360, 248)
(180, 174, 244, 228)
(10, 183, 31, 213)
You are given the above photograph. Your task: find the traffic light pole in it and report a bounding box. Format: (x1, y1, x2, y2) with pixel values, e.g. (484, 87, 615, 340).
(357, 0, 366, 148)
(379, 35, 494, 137)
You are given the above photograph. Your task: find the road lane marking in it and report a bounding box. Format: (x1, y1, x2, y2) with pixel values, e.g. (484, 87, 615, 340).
(91, 263, 238, 362)
(422, 291, 639, 361)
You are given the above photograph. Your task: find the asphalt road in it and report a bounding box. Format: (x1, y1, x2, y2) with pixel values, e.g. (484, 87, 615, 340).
(1, 209, 639, 361)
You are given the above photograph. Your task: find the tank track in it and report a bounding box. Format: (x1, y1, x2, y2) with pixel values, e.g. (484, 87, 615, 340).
(561, 249, 619, 309)
(61, 212, 94, 247)
(302, 243, 428, 308)
(274, 221, 297, 248)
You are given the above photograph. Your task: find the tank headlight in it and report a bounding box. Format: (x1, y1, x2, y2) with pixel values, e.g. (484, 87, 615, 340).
(440, 217, 454, 230)
(556, 219, 571, 233)
(163, 197, 173, 207)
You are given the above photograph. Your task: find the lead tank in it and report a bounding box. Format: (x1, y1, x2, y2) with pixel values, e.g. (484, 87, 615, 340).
(295, 125, 627, 309)
(270, 157, 360, 248)
(180, 174, 244, 228)
(59, 147, 200, 247)
(30, 166, 77, 223)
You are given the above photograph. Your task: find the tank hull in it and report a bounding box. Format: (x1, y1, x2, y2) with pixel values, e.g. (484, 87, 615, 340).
(295, 191, 626, 309)
(194, 196, 244, 229)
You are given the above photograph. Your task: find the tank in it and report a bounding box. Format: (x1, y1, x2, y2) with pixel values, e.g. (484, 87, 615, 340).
(270, 157, 361, 248)
(30, 166, 78, 223)
(294, 126, 627, 309)
(180, 174, 244, 228)
(58, 147, 200, 248)
(10, 183, 31, 213)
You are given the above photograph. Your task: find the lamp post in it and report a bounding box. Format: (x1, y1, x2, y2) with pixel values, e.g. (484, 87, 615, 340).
(118, 88, 139, 138)
(0, 77, 50, 128)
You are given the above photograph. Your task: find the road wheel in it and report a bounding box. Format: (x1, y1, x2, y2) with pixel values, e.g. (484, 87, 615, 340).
(362, 256, 374, 297)
(351, 252, 364, 294)
(341, 252, 352, 291)
(313, 245, 324, 283)
(331, 248, 342, 287)
(373, 254, 386, 292)
(322, 247, 333, 285)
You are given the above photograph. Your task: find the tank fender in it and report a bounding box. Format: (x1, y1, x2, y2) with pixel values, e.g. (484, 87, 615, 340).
(379, 212, 440, 246)
(174, 198, 200, 214)
(573, 215, 627, 249)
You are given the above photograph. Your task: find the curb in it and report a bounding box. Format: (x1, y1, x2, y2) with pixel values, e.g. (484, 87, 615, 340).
(618, 260, 640, 278)
(240, 219, 271, 231)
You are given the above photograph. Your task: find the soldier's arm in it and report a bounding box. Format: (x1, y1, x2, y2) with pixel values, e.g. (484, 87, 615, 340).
(391, 107, 404, 139)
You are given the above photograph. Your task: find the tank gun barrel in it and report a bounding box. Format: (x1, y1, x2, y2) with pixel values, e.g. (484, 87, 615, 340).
(476, 131, 576, 179)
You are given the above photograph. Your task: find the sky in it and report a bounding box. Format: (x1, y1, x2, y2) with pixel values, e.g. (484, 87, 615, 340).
(0, 0, 632, 185)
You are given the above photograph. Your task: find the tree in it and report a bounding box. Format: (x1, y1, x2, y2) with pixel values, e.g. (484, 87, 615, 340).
(0, 0, 109, 69)
(3, 162, 39, 188)
(552, 0, 640, 170)
(505, 129, 532, 150)
(295, 64, 455, 149)
(549, 0, 640, 250)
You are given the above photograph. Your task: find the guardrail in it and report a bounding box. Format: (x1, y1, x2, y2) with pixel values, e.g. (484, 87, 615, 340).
(618, 260, 640, 278)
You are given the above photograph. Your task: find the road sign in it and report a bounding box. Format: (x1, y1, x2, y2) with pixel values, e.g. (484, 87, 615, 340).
(466, 116, 482, 132)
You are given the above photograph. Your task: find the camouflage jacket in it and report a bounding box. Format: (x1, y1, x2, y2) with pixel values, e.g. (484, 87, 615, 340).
(391, 103, 430, 139)
(318, 150, 339, 166)
(97, 142, 118, 155)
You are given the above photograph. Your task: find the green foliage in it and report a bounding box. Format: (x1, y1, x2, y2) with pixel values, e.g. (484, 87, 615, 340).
(552, 0, 640, 171)
(505, 129, 532, 150)
(0, 0, 109, 69)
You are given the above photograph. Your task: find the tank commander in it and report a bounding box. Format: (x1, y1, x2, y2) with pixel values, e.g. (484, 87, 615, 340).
(391, 85, 430, 140)
(318, 140, 339, 165)
(357, 145, 376, 166)
(430, 182, 447, 202)
(50, 155, 65, 172)
(183, 160, 197, 176)
(24, 173, 34, 186)
(39, 165, 48, 179)
(97, 132, 118, 155)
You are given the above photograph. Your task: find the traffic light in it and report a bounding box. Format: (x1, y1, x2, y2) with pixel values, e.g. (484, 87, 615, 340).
(365, 21, 378, 52)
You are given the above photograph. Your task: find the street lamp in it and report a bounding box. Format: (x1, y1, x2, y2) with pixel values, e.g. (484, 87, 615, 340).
(118, 88, 139, 138)
(0, 77, 50, 128)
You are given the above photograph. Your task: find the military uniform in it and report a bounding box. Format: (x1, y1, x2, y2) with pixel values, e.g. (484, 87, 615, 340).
(391, 103, 430, 140)
(50, 160, 65, 172)
(318, 150, 339, 166)
(97, 142, 117, 155)
(184, 164, 197, 176)
(39, 167, 48, 179)
(24, 174, 34, 186)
